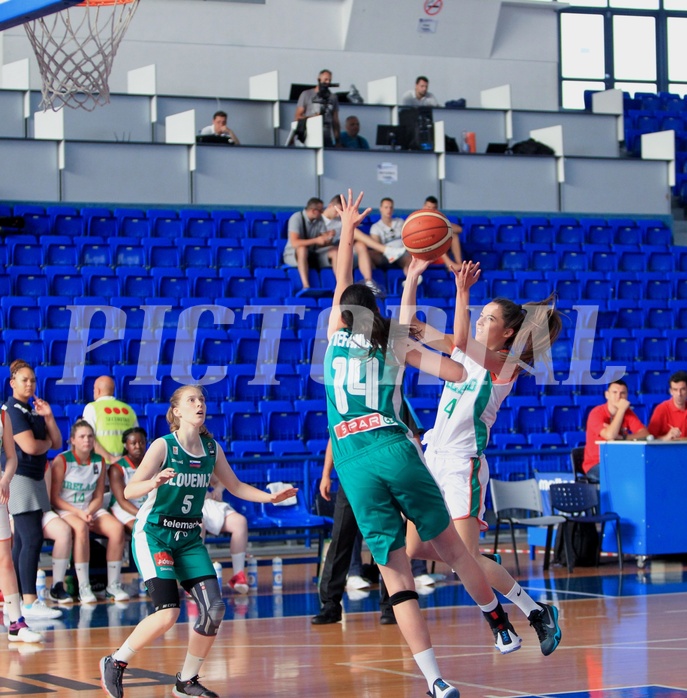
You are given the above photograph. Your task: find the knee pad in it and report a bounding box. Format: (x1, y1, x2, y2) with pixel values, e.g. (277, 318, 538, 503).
(389, 589, 419, 607)
(147, 577, 181, 613)
(189, 578, 225, 636)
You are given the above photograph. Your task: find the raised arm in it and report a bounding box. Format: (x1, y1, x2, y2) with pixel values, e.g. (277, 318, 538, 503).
(453, 262, 511, 377)
(327, 190, 371, 338)
(399, 256, 453, 354)
(124, 438, 176, 501)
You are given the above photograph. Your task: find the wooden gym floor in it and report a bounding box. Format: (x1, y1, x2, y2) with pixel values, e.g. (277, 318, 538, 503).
(2, 550, 687, 698)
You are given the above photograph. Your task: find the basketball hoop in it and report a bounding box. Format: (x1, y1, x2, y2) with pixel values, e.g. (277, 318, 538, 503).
(24, 0, 140, 112)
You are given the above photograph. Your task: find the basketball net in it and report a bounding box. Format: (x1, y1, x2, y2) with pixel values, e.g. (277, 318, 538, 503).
(24, 0, 140, 112)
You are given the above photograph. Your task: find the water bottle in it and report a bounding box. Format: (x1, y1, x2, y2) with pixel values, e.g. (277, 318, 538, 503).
(246, 556, 258, 591)
(36, 569, 47, 601)
(138, 576, 147, 597)
(461, 131, 470, 153)
(213, 561, 223, 590)
(272, 557, 283, 590)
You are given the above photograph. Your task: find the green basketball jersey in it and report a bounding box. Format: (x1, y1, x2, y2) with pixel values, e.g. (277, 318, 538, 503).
(135, 433, 216, 531)
(324, 329, 409, 465)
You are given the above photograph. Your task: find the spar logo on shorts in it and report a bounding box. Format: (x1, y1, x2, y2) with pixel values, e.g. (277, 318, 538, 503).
(154, 551, 174, 567)
(334, 412, 395, 439)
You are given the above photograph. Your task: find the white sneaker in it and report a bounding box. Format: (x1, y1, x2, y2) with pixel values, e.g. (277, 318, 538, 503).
(346, 588, 370, 601)
(414, 573, 436, 587)
(79, 584, 98, 604)
(8, 619, 43, 643)
(21, 601, 62, 620)
(345, 575, 371, 590)
(105, 583, 130, 602)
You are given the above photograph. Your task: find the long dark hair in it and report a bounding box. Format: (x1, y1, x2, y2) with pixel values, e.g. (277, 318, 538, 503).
(339, 283, 420, 359)
(492, 293, 562, 369)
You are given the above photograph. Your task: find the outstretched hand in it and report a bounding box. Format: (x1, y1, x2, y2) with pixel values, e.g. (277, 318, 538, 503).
(453, 260, 481, 292)
(335, 189, 372, 232)
(407, 255, 430, 279)
(270, 486, 299, 504)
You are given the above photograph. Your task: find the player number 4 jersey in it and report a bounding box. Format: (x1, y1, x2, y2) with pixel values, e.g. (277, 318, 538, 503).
(423, 347, 514, 458)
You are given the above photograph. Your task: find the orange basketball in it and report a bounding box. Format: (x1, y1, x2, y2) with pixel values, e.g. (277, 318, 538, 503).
(401, 210, 453, 262)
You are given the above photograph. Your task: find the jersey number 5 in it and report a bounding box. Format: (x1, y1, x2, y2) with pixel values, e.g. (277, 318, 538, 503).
(181, 494, 194, 514)
(331, 356, 380, 413)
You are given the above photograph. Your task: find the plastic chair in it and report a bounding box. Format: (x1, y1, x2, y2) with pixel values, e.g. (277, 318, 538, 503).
(548, 482, 623, 573)
(489, 478, 565, 574)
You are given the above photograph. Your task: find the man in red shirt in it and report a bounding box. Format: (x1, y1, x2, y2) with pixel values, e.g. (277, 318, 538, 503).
(648, 370, 687, 441)
(582, 379, 649, 482)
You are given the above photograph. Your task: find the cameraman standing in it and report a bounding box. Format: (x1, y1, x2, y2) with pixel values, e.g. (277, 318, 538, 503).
(294, 69, 341, 147)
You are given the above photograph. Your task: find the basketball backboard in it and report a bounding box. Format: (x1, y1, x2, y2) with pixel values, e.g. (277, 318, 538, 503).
(0, 0, 82, 32)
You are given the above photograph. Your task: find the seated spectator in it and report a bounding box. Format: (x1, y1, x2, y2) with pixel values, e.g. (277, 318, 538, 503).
(340, 116, 369, 149)
(294, 69, 340, 147)
(424, 195, 463, 269)
(50, 420, 130, 604)
(369, 197, 412, 277)
(202, 475, 250, 594)
(401, 76, 439, 107)
(582, 380, 649, 482)
(282, 197, 337, 293)
(648, 370, 687, 441)
(199, 110, 241, 144)
(42, 461, 75, 604)
(109, 427, 148, 532)
(321, 195, 383, 294)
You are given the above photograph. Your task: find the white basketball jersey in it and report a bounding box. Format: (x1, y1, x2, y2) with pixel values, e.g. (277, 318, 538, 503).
(423, 347, 514, 458)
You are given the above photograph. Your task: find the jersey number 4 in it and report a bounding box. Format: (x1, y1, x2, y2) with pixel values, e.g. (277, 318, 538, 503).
(331, 356, 380, 413)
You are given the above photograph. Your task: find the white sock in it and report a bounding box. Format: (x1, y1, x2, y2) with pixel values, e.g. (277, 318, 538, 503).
(179, 653, 205, 682)
(107, 561, 123, 587)
(231, 552, 246, 576)
(505, 582, 540, 617)
(5, 593, 22, 623)
(75, 563, 90, 588)
(52, 558, 70, 586)
(413, 648, 441, 692)
(478, 596, 498, 613)
(113, 641, 137, 664)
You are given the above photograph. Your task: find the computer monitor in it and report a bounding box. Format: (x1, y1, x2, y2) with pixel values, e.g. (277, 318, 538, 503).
(375, 124, 411, 150)
(398, 107, 434, 151)
(289, 83, 312, 101)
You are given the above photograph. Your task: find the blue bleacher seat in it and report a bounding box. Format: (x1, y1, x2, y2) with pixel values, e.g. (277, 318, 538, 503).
(145, 239, 181, 268)
(78, 239, 112, 267)
(244, 210, 276, 237)
(230, 410, 263, 441)
(152, 269, 190, 299)
(640, 219, 671, 246)
(48, 207, 84, 237)
(223, 271, 258, 299)
(554, 217, 583, 245)
(4, 299, 40, 330)
(83, 267, 120, 297)
(114, 366, 159, 404)
(614, 304, 643, 330)
(10, 240, 43, 266)
(583, 218, 613, 245)
(590, 251, 617, 273)
(612, 218, 642, 246)
(117, 267, 154, 297)
(462, 216, 495, 248)
(550, 405, 581, 433)
(114, 208, 150, 238)
(301, 401, 329, 442)
(227, 364, 268, 403)
(522, 216, 553, 245)
(179, 240, 212, 269)
(43, 238, 78, 266)
(263, 407, 302, 441)
(617, 277, 643, 301)
(644, 278, 672, 301)
(492, 216, 523, 244)
(10, 266, 48, 297)
(641, 370, 670, 395)
(113, 240, 146, 267)
(500, 250, 528, 272)
(6, 330, 44, 365)
(583, 278, 613, 301)
(648, 252, 674, 273)
(46, 265, 83, 297)
(39, 296, 73, 329)
(14, 205, 50, 236)
(515, 405, 547, 434)
(180, 209, 215, 238)
(560, 251, 587, 272)
(148, 209, 182, 238)
(245, 240, 280, 268)
(81, 207, 115, 237)
(646, 306, 673, 330)
(40, 366, 80, 404)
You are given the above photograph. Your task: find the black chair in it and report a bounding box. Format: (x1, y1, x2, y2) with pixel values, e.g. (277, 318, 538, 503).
(570, 446, 588, 481)
(549, 482, 623, 573)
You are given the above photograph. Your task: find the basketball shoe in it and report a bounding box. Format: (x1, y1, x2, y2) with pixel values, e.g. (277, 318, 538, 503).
(427, 678, 460, 698)
(100, 655, 127, 698)
(173, 673, 219, 697)
(528, 602, 562, 656)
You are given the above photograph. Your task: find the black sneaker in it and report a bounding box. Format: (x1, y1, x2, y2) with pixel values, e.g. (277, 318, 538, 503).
(49, 582, 73, 604)
(100, 655, 127, 698)
(528, 602, 562, 656)
(311, 603, 342, 625)
(483, 605, 522, 654)
(426, 678, 460, 698)
(173, 673, 219, 697)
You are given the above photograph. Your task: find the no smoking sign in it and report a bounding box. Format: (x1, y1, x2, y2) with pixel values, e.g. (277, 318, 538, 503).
(424, 0, 442, 16)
